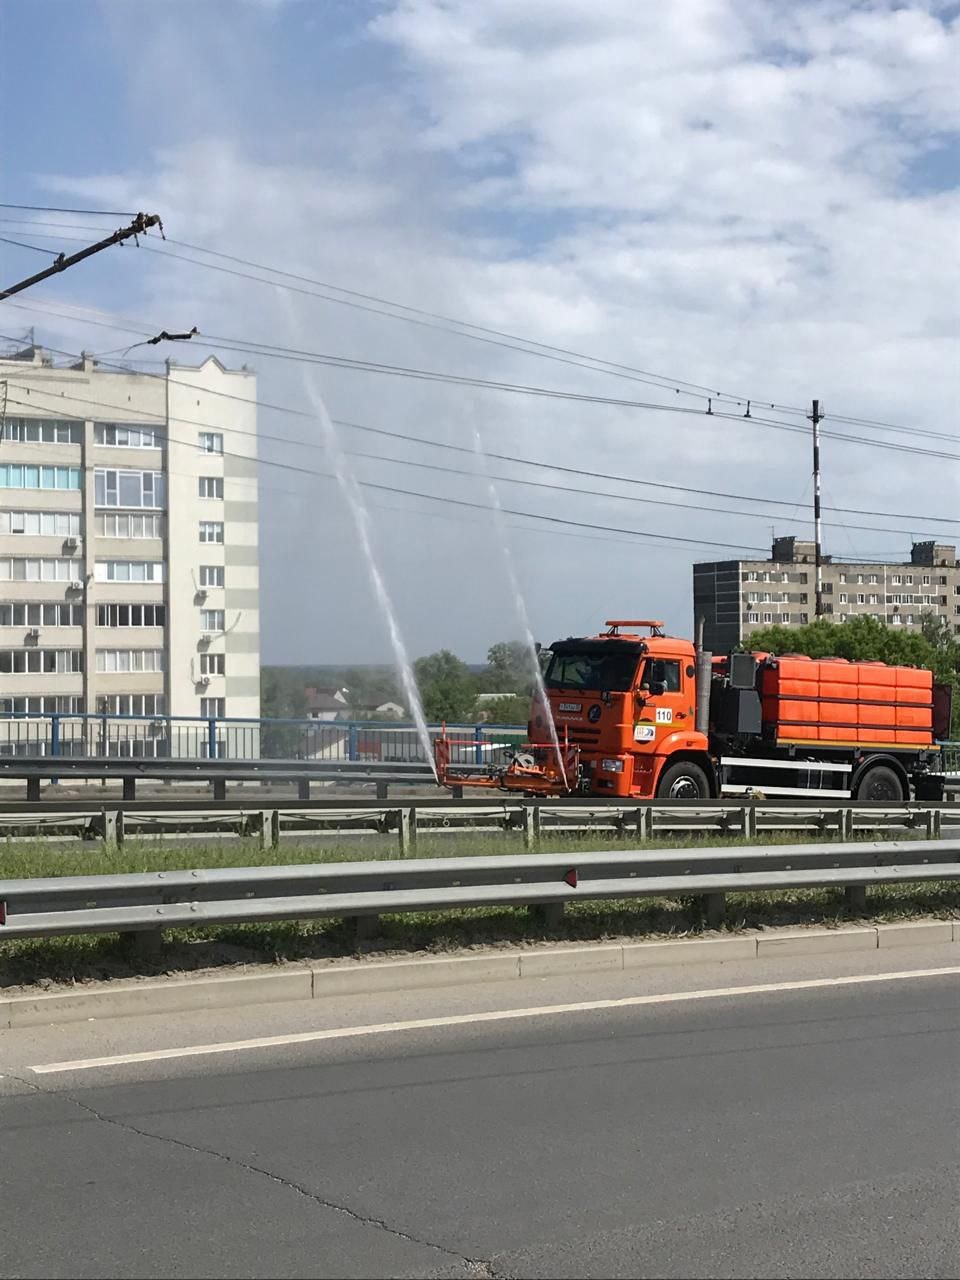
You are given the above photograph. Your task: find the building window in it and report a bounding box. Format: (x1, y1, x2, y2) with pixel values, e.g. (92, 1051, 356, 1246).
(199, 565, 224, 587)
(95, 693, 165, 715)
(905, 575, 913, 585)
(94, 560, 164, 583)
(97, 512, 163, 539)
(94, 424, 163, 448)
(96, 603, 166, 627)
(199, 432, 224, 454)
(94, 469, 165, 509)
(838, 593, 847, 604)
(747, 592, 759, 604)
(891, 574, 902, 585)
(201, 697, 226, 718)
(0, 694, 83, 714)
(0, 558, 77, 582)
(200, 652, 225, 675)
(743, 571, 758, 582)
(0, 602, 83, 627)
(922, 575, 931, 586)
(0, 511, 81, 536)
(868, 594, 880, 605)
(747, 612, 759, 624)
(96, 649, 165, 673)
(780, 614, 790, 624)
(868, 574, 879, 585)
(891, 615, 902, 626)
(198, 476, 224, 499)
(0, 464, 81, 490)
(838, 573, 847, 583)
(199, 521, 224, 544)
(200, 609, 225, 632)
(0, 649, 83, 674)
(762, 612, 773, 624)
(1, 418, 81, 444)
(857, 594, 865, 604)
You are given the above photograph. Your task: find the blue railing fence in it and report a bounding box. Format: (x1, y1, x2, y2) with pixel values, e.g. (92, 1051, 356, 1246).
(0, 713, 528, 764)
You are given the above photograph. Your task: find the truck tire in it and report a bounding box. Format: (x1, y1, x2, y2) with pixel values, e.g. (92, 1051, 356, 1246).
(853, 764, 905, 803)
(656, 761, 710, 800)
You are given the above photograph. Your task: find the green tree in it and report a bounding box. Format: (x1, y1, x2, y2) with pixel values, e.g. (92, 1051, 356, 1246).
(413, 650, 479, 722)
(478, 694, 530, 724)
(481, 641, 535, 694)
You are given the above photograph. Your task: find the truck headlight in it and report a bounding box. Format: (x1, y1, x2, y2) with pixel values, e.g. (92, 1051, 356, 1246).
(601, 758, 624, 772)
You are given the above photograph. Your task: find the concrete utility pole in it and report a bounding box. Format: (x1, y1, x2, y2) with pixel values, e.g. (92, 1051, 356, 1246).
(808, 398, 824, 617)
(0, 212, 163, 300)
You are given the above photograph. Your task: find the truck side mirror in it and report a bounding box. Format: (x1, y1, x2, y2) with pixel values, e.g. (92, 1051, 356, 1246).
(649, 680, 667, 696)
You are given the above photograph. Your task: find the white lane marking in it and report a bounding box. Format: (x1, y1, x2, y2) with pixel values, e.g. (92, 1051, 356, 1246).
(30, 964, 960, 1075)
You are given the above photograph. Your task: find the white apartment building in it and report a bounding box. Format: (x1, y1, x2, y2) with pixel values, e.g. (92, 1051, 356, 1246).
(0, 344, 260, 754)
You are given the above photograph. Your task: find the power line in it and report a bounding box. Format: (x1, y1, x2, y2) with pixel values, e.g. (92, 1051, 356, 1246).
(150, 235, 949, 441)
(0, 202, 135, 216)
(1, 392, 770, 556)
(2, 215, 950, 442)
(5, 292, 955, 458)
(4, 342, 957, 532)
(4, 378, 953, 552)
(0, 235, 61, 256)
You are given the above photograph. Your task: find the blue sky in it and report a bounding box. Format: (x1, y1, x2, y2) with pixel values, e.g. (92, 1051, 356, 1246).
(1, 0, 958, 664)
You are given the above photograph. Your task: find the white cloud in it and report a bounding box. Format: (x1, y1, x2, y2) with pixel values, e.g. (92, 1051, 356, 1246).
(25, 0, 960, 663)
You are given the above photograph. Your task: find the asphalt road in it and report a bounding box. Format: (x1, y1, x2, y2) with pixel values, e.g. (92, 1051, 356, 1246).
(2, 957, 960, 1279)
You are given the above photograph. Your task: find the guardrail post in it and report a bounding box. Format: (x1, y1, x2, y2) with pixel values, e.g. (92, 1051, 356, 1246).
(474, 725, 484, 765)
(207, 717, 218, 760)
(100, 809, 124, 847)
(530, 902, 564, 930)
(376, 780, 389, 800)
(122, 776, 136, 801)
(398, 807, 417, 855)
(926, 808, 942, 839)
(50, 713, 60, 758)
(741, 806, 757, 840)
(126, 929, 163, 957)
(254, 810, 280, 851)
(845, 884, 867, 913)
(838, 807, 854, 839)
(213, 778, 227, 801)
(702, 891, 726, 927)
(26, 775, 40, 802)
(298, 779, 311, 801)
(635, 807, 653, 841)
(348, 724, 358, 761)
(523, 805, 541, 850)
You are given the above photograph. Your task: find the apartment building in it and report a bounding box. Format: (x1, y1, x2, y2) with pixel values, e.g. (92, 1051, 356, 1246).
(0, 344, 260, 752)
(694, 536, 959, 655)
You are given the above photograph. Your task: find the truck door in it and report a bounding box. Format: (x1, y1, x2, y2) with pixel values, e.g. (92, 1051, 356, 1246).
(638, 657, 690, 746)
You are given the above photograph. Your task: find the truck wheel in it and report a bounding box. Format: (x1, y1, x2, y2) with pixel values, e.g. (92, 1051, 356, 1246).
(853, 765, 905, 803)
(656, 761, 710, 800)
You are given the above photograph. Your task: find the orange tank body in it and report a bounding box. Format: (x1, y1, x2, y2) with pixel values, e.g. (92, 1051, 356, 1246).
(759, 655, 934, 749)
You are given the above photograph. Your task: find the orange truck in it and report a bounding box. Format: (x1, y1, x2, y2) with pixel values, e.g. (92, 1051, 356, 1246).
(435, 620, 950, 803)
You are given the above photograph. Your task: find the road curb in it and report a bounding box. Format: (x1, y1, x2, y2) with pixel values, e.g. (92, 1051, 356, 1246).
(2, 920, 958, 1029)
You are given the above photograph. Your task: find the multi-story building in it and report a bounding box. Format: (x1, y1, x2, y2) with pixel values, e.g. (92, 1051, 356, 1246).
(694, 536, 959, 655)
(0, 344, 260, 753)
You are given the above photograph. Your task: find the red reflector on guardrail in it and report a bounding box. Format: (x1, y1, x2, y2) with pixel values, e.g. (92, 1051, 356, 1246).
(564, 869, 577, 888)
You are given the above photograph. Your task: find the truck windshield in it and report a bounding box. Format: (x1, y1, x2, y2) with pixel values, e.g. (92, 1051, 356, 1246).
(544, 648, 641, 693)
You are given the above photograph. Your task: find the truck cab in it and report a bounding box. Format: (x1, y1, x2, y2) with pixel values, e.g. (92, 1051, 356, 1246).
(538, 621, 713, 798)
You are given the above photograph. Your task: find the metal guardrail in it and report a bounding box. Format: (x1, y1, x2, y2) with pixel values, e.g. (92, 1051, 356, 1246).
(0, 757, 439, 801)
(0, 712, 526, 765)
(0, 800, 950, 852)
(1, 839, 958, 941)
